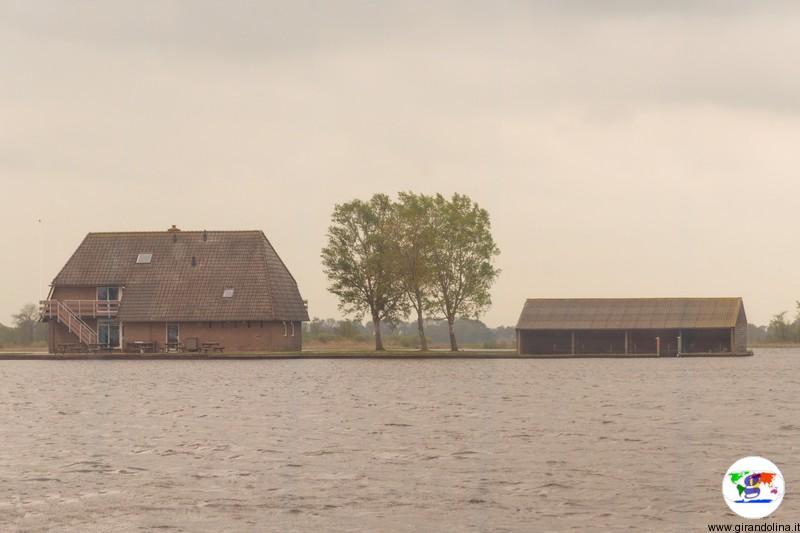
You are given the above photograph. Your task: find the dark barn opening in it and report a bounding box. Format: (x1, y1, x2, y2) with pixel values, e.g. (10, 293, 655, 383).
(520, 330, 572, 355)
(683, 328, 731, 353)
(575, 330, 625, 354)
(629, 329, 678, 355)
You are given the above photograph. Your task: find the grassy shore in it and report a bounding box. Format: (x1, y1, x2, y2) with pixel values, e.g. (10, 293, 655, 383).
(0, 349, 758, 360)
(0, 348, 518, 360)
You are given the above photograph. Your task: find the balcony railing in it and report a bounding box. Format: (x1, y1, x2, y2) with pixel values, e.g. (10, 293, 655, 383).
(40, 300, 119, 319)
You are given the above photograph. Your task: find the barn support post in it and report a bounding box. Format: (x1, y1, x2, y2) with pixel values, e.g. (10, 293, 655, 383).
(570, 331, 575, 355)
(624, 331, 629, 355)
(516, 330, 520, 354)
(730, 328, 735, 353)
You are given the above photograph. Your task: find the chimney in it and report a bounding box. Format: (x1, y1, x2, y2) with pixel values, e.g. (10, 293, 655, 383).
(202, 230, 208, 242)
(167, 225, 180, 232)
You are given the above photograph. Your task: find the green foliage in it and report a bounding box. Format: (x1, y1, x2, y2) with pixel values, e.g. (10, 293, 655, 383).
(322, 192, 501, 352)
(749, 302, 800, 345)
(394, 192, 437, 350)
(427, 193, 500, 350)
(321, 194, 409, 350)
(303, 317, 514, 349)
(0, 303, 47, 348)
(768, 311, 790, 342)
(747, 323, 767, 343)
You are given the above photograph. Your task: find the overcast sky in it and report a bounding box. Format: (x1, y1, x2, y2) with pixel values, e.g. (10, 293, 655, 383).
(2, 1, 799, 327)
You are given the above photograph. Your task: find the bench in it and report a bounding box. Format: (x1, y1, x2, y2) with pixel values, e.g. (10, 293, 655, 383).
(200, 342, 225, 353)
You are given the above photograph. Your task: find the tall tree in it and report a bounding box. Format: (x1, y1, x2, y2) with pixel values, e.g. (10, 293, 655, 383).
(793, 301, 800, 343)
(394, 192, 435, 351)
(12, 303, 39, 344)
(428, 193, 500, 351)
(767, 311, 789, 343)
(321, 194, 408, 351)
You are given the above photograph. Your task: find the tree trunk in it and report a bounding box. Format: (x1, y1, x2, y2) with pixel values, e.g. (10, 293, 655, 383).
(373, 313, 385, 351)
(447, 318, 458, 352)
(416, 308, 428, 351)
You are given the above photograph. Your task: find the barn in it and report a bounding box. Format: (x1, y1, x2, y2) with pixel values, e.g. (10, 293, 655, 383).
(515, 298, 750, 356)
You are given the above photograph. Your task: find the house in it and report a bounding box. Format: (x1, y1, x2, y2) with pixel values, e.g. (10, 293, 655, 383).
(40, 226, 309, 353)
(515, 297, 750, 356)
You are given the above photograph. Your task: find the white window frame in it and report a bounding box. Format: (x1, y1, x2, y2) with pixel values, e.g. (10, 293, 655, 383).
(136, 253, 153, 264)
(97, 286, 121, 301)
(98, 320, 122, 348)
(166, 323, 180, 346)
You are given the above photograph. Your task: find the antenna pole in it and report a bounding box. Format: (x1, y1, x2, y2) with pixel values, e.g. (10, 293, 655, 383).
(38, 218, 43, 301)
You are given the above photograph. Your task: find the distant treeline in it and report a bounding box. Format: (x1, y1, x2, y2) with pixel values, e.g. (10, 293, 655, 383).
(748, 302, 800, 344)
(304, 317, 515, 349)
(0, 304, 47, 348)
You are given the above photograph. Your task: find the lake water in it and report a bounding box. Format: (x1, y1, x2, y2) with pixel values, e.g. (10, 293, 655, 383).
(1, 348, 798, 532)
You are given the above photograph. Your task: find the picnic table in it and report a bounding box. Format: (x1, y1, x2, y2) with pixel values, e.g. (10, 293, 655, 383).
(126, 341, 157, 354)
(200, 342, 224, 353)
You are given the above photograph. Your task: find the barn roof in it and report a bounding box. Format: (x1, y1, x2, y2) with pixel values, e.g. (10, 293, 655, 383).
(516, 298, 744, 330)
(52, 230, 309, 322)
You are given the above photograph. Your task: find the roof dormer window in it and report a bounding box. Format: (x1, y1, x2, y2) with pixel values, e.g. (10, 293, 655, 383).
(136, 253, 153, 264)
(223, 288, 234, 298)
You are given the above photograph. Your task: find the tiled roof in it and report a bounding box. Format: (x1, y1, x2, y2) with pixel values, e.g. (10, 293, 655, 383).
(516, 298, 744, 330)
(52, 230, 309, 322)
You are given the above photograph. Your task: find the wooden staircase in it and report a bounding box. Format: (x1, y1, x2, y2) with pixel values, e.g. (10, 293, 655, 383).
(40, 300, 98, 346)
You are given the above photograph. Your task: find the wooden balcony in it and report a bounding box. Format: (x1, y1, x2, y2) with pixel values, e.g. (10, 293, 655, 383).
(40, 300, 119, 319)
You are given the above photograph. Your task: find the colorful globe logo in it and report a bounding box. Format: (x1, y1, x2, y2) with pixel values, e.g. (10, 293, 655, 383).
(722, 456, 785, 519)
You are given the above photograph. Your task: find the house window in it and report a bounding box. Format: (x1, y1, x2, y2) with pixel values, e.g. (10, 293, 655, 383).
(291, 322, 295, 337)
(97, 287, 120, 301)
(283, 321, 288, 337)
(223, 288, 234, 298)
(136, 253, 153, 264)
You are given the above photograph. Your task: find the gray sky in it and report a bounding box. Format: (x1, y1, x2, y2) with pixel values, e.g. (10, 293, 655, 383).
(2, 1, 799, 327)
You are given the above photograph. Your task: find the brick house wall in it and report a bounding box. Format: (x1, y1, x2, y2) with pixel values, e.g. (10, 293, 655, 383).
(51, 319, 302, 353)
(46, 283, 304, 352)
(122, 321, 302, 352)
